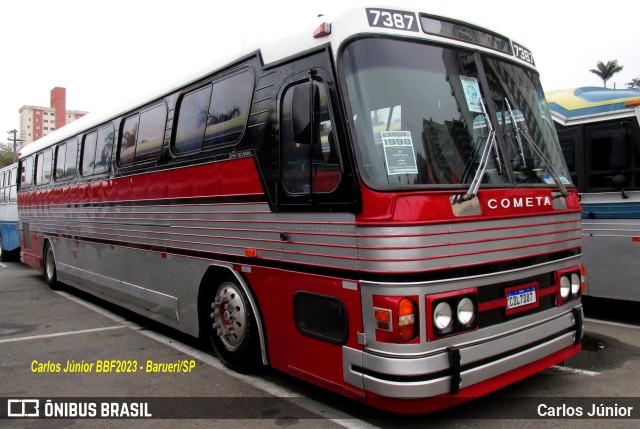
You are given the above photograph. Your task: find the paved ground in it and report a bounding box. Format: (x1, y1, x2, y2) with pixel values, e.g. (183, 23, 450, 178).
(1, 261, 639, 428)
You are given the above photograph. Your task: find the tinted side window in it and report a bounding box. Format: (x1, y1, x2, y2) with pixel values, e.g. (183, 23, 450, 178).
(94, 126, 114, 174)
(9, 167, 17, 201)
(82, 127, 113, 175)
(174, 85, 212, 154)
(82, 132, 98, 175)
(21, 156, 34, 186)
(55, 138, 77, 180)
(281, 81, 341, 195)
(557, 129, 578, 188)
(65, 139, 78, 178)
(135, 104, 166, 163)
(55, 144, 66, 180)
(293, 292, 348, 344)
(203, 70, 253, 148)
(35, 150, 52, 185)
(119, 115, 139, 166)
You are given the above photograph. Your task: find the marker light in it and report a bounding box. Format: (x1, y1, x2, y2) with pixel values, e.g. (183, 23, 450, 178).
(372, 295, 420, 343)
(374, 308, 392, 332)
(313, 22, 331, 38)
(398, 298, 417, 341)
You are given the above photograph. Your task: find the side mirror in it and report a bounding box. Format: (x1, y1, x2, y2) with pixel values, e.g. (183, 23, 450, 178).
(292, 82, 320, 144)
(611, 174, 626, 188)
(610, 174, 630, 199)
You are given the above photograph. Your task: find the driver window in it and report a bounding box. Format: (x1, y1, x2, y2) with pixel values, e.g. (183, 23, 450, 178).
(281, 81, 341, 195)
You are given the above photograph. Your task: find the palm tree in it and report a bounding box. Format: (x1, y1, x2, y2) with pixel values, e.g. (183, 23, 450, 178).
(627, 77, 640, 89)
(590, 60, 624, 88)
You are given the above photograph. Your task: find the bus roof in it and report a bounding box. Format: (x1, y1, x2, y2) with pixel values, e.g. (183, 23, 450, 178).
(19, 4, 533, 159)
(546, 86, 640, 126)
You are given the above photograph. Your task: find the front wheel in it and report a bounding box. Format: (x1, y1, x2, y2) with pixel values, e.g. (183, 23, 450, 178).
(43, 242, 60, 290)
(203, 276, 263, 373)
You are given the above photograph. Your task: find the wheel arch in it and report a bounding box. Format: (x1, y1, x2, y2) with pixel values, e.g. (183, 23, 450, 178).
(42, 237, 54, 268)
(197, 263, 269, 366)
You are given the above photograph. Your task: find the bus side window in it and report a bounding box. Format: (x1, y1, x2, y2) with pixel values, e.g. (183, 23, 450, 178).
(35, 150, 52, 185)
(174, 85, 212, 155)
(94, 126, 114, 174)
(203, 70, 253, 149)
(587, 123, 639, 190)
(281, 80, 341, 195)
(82, 132, 98, 175)
(20, 156, 34, 187)
(135, 104, 166, 163)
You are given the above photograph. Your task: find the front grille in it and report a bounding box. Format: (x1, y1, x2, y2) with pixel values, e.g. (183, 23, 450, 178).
(477, 272, 557, 328)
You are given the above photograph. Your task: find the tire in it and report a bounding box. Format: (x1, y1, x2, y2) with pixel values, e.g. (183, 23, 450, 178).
(43, 242, 60, 290)
(203, 276, 263, 373)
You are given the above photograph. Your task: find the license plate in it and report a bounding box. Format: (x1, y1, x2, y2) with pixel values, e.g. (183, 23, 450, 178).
(505, 283, 538, 315)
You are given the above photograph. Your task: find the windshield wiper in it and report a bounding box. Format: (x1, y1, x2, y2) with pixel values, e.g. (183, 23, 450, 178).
(504, 99, 527, 169)
(454, 100, 501, 204)
(503, 98, 568, 198)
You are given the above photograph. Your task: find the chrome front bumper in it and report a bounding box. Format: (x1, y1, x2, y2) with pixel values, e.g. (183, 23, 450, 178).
(343, 306, 582, 398)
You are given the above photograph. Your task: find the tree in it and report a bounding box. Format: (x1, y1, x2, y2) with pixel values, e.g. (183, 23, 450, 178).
(0, 142, 15, 168)
(628, 77, 640, 89)
(590, 60, 624, 88)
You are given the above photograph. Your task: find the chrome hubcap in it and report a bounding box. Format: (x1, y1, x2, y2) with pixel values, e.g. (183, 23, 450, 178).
(210, 282, 247, 350)
(46, 248, 55, 280)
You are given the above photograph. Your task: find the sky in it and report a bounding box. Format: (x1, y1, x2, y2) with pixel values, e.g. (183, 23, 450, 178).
(1, 0, 638, 146)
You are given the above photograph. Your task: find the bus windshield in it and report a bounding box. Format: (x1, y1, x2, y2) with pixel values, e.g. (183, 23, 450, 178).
(342, 38, 571, 190)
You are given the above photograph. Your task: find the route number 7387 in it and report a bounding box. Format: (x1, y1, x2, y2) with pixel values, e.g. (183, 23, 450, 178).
(366, 8, 419, 32)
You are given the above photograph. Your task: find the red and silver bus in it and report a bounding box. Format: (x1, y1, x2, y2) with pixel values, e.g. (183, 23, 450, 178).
(18, 5, 584, 413)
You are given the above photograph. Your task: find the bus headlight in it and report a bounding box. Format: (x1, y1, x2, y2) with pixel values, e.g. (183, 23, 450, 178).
(555, 267, 582, 305)
(457, 297, 475, 326)
(434, 302, 452, 331)
(427, 288, 478, 340)
(560, 276, 571, 300)
(570, 273, 581, 296)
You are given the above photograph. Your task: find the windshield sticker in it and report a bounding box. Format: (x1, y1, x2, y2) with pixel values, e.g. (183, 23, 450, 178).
(461, 76, 482, 113)
(381, 131, 419, 175)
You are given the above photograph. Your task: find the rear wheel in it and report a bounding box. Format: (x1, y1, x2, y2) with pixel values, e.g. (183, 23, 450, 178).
(203, 276, 263, 373)
(43, 242, 60, 290)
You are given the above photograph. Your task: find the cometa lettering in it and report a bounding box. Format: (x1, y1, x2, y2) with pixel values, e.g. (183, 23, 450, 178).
(487, 196, 552, 210)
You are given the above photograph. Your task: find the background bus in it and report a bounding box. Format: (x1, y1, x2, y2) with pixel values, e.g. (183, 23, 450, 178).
(17, 5, 583, 413)
(0, 163, 19, 261)
(547, 86, 640, 302)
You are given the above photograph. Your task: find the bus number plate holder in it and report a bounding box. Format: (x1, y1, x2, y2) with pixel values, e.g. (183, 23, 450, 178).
(505, 283, 538, 315)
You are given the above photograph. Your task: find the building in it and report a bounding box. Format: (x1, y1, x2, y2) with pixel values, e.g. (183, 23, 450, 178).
(19, 87, 88, 149)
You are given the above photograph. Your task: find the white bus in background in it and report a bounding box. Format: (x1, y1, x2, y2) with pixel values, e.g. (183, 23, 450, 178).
(548, 86, 640, 302)
(0, 163, 19, 261)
